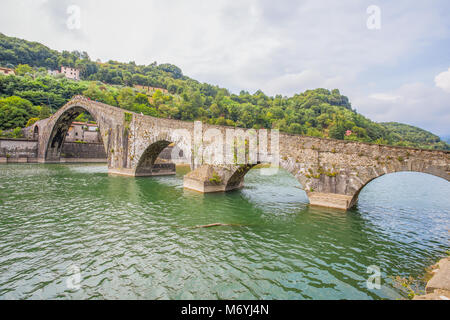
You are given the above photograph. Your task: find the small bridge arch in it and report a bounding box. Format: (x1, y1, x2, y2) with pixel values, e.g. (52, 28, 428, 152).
(32, 125, 39, 139)
(345, 163, 450, 209)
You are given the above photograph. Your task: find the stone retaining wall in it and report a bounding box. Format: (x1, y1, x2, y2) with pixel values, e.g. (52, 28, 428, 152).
(0, 138, 106, 163)
(0, 138, 38, 159)
(61, 142, 106, 159)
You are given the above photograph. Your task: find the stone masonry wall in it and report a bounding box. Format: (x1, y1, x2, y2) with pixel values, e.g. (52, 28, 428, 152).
(61, 142, 106, 159)
(0, 138, 106, 162)
(0, 138, 38, 159)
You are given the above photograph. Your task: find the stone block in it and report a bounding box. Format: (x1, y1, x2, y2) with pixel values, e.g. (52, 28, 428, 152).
(307, 192, 355, 210)
(426, 258, 450, 294)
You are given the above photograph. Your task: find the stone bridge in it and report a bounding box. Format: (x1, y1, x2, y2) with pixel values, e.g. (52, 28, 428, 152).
(32, 96, 450, 210)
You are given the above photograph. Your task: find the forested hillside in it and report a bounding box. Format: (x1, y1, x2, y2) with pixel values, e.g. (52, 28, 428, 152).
(0, 33, 448, 150)
(380, 122, 449, 150)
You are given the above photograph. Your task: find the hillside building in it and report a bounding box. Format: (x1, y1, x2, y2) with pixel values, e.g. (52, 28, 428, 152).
(61, 66, 80, 80)
(47, 66, 81, 80)
(0, 67, 15, 76)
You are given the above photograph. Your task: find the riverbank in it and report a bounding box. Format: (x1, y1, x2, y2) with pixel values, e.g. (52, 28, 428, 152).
(413, 257, 450, 300)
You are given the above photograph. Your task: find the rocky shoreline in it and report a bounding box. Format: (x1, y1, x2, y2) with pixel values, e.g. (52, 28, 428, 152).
(413, 257, 450, 300)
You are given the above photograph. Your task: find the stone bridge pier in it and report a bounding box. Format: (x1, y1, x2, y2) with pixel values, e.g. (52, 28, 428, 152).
(183, 164, 256, 193)
(34, 96, 450, 211)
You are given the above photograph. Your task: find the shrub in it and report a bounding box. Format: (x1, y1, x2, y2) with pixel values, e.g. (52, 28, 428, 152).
(124, 112, 132, 123)
(209, 171, 222, 184)
(12, 127, 23, 138)
(26, 117, 39, 127)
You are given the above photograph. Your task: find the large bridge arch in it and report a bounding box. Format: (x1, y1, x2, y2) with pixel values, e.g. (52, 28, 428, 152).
(37, 96, 127, 168)
(298, 158, 449, 210)
(43, 105, 107, 161)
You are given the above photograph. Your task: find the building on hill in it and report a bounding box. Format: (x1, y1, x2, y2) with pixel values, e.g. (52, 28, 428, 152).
(134, 84, 168, 94)
(60, 66, 80, 80)
(47, 69, 60, 76)
(0, 67, 15, 76)
(47, 66, 81, 80)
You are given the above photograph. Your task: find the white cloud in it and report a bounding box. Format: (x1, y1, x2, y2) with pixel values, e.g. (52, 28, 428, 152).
(263, 70, 348, 96)
(354, 83, 450, 136)
(368, 93, 402, 102)
(435, 67, 450, 93)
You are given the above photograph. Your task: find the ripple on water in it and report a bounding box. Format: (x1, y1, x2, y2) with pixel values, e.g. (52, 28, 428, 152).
(0, 164, 448, 299)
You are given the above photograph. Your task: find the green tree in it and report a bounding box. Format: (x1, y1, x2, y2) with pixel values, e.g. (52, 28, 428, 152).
(288, 123, 303, 134)
(135, 93, 149, 106)
(39, 105, 51, 119)
(0, 96, 38, 130)
(117, 87, 135, 110)
(328, 122, 345, 139)
(12, 127, 23, 138)
(152, 90, 164, 108)
(15, 64, 34, 76)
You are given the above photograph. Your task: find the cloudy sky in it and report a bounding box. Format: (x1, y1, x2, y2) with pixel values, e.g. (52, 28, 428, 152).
(1, 0, 449, 136)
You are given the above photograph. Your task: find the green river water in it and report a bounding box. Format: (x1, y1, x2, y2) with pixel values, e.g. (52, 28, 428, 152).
(0, 163, 448, 299)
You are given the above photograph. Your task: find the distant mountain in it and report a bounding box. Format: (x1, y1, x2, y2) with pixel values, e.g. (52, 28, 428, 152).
(380, 122, 449, 150)
(441, 135, 450, 144)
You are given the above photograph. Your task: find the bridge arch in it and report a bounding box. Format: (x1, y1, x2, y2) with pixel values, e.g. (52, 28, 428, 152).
(135, 139, 173, 176)
(346, 165, 450, 209)
(183, 159, 309, 194)
(43, 105, 106, 161)
(133, 131, 192, 176)
(224, 164, 257, 190)
(33, 125, 39, 140)
(223, 161, 310, 192)
(37, 96, 127, 167)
